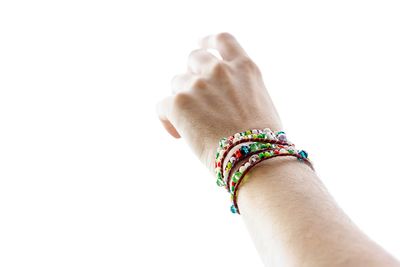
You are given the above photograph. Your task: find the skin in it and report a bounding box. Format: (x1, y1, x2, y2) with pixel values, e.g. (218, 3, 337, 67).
(156, 32, 400, 267)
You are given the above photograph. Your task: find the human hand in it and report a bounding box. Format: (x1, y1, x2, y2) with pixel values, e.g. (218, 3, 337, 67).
(157, 33, 282, 173)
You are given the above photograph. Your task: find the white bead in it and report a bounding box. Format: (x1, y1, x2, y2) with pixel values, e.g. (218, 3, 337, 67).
(252, 129, 258, 134)
(234, 133, 241, 138)
(230, 157, 236, 163)
(250, 155, 259, 163)
(239, 166, 246, 173)
(245, 162, 251, 168)
(233, 138, 239, 143)
(280, 148, 288, 154)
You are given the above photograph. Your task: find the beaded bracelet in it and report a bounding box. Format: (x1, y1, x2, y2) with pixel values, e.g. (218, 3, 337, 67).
(215, 129, 313, 214)
(215, 129, 292, 187)
(223, 142, 293, 191)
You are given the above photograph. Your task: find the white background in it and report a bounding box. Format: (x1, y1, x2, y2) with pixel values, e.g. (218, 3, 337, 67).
(1, 0, 399, 266)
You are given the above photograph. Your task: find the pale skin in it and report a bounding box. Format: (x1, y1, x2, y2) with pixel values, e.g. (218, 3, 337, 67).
(156, 33, 400, 267)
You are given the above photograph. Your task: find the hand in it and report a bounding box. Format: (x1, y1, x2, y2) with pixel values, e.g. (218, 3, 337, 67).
(156, 33, 282, 173)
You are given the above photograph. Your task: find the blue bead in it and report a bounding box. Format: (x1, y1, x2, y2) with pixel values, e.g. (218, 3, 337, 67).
(299, 150, 308, 159)
(230, 205, 237, 214)
(240, 145, 250, 155)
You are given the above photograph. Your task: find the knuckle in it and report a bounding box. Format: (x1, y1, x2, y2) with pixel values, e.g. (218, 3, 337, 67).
(191, 78, 208, 89)
(210, 62, 230, 77)
(216, 32, 234, 43)
(173, 92, 193, 109)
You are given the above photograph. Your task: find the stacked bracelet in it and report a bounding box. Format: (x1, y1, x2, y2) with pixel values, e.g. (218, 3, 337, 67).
(215, 128, 292, 188)
(215, 128, 314, 214)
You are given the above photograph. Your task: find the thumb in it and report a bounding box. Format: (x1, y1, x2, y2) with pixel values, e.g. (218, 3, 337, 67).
(156, 96, 181, 139)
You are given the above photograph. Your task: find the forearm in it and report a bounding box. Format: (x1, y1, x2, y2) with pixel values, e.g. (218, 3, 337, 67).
(237, 157, 399, 267)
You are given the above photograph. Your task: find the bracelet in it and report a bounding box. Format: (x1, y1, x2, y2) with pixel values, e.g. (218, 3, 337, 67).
(223, 143, 292, 191)
(215, 129, 292, 187)
(214, 129, 313, 214)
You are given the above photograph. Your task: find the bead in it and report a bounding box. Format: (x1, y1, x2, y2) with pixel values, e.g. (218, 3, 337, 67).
(233, 138, 239, 143)
(240, 145, 250, 155)
(215, 151, 220, 159)
(250, 154, 259, 163)
(226, 161, 232, 170)
(245, 130, 251, 135)
(277, 133, 287, 142)
(259, 152, 266, 159)
(258, 133, 266, 139)
(279, 148, 288, 154)
(266, 133, 274, 140)
(239, 166, 246, 173)
(232, 172, 242, 182)
(219, 138, 227, 148)
(299, 150, 308, 159)
(230, 204, 238, 213)
(229, 157, 236, 163)
(249, 143, 259, 152)
(234, 133, 241, 138)
(264, 151, 272, 157)
(244, 162, 251, 168)
(278, 135, 287, 141)
(235, 150, 242, 158)
(252, 134, 258, 138)
(216, 178, 225, 187)
(252, 129, 258, 134)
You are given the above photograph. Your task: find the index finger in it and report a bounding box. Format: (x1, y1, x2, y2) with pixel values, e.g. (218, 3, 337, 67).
(199, 32, 248, 61)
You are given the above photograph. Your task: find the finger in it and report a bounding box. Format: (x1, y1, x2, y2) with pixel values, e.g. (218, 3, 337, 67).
(187, 49, 219, 75)
(199, 32, 248, 61)
(156, 96, 181, 138)
(171, 73, 195, 94)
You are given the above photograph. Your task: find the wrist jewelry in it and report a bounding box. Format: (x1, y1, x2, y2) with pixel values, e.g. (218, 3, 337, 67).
(215, 129, 314, 214)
